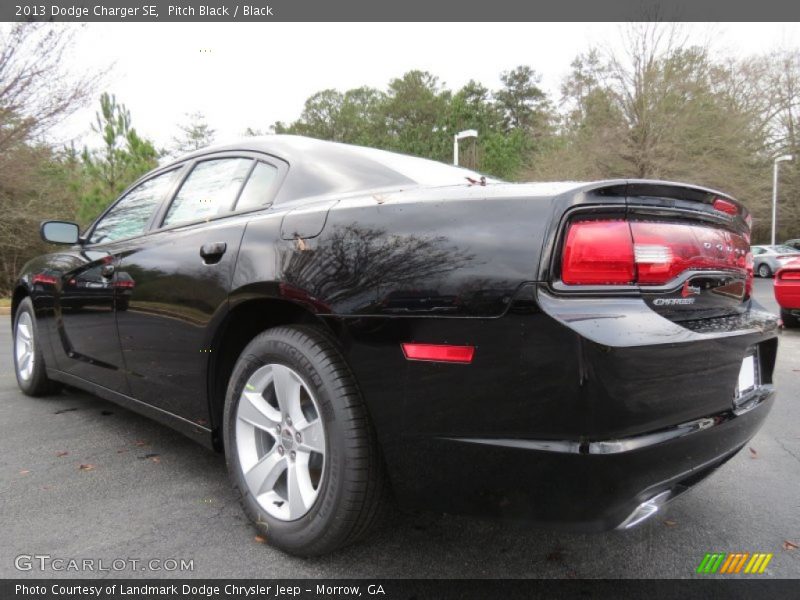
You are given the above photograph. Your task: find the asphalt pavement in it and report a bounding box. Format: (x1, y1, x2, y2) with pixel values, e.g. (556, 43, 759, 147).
(1, 278, 798, 579)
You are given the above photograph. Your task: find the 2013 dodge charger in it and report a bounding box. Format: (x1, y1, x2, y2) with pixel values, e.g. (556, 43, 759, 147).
(11, 136, 778, 555)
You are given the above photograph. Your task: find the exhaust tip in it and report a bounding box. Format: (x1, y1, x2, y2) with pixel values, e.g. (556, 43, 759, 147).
(617, 490, 672, 530)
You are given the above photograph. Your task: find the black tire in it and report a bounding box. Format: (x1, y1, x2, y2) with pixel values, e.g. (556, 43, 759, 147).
(757, 263, 772, 278)
(781, 308, 800, 328)
(12, 297, 61, 396)
(223, 325, 388, 556)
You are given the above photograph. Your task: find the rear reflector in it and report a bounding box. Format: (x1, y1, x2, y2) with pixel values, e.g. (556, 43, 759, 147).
(401, 343, 475, 364)
(562, 219, 750, 286)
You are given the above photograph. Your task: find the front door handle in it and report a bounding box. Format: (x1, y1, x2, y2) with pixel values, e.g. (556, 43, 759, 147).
(200, 242, 227, 264)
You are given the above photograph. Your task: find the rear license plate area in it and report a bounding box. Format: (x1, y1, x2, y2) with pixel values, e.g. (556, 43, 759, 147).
(734, 350, 760, 406)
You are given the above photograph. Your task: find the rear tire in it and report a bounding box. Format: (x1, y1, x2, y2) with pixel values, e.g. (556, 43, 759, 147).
(781, 308, 800, 328)
(223, 325, 388, 556)
(13, 297, 61, 396)
(757, 264, 772, 278)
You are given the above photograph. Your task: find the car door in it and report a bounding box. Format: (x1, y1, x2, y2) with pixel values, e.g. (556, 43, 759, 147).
(113, 154, 285, 423)
(55, 167, 183, 393)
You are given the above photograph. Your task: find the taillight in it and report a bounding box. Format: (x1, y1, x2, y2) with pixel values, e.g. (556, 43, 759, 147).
(780, 271, 800, 280)
(561, 220, 635, 285)
(561, 219, 750, 287)
(712, 197, 739, 216)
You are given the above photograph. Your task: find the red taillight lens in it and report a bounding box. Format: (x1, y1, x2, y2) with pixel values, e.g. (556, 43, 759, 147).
(562, 219, 750, 286)
(780, 271, 800, 280)
(401, 343, 475, 364)
(712, 197, 739, 216)
(561, 220, 635, 285)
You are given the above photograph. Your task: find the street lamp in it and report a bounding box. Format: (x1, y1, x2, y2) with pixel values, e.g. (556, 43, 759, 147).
(453, 129, 478, 166)
(772, 154, 794, 245)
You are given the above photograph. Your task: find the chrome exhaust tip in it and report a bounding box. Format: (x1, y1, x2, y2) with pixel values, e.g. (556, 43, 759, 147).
(617, 490, 672, 530)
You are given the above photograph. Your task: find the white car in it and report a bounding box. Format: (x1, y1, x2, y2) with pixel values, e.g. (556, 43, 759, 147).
(751, 245, 800, 278)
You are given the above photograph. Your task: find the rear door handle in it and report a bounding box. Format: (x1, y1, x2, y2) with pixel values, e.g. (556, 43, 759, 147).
(200, 242, 227, 264)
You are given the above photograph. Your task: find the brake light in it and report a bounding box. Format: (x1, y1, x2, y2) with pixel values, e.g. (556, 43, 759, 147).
(561, 220, 635, 285)
(780, 271, 800, 280)
(562, 219, 750, 286)
(712, 197, 738, 216)
(401, 343, 475, 364)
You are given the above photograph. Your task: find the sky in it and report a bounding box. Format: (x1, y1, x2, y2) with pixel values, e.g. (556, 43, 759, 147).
(49, 22, 800, 150)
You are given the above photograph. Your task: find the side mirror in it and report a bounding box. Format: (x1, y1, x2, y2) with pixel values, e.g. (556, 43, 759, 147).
(41, 221, 80, 245)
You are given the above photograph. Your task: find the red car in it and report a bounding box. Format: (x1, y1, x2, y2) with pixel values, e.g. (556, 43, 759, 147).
(775, 258, 800, 328)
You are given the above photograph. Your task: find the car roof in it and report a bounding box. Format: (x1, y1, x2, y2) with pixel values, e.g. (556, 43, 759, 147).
(170, 135, 497, 202)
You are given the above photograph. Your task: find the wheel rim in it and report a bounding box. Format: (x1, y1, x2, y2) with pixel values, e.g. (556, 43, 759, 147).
(759, 265, 769, 277)
(15, 312, 35, 382)
(235, 363, 326, 521)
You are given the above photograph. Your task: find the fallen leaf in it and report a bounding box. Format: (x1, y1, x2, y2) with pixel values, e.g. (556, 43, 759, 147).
(134, 440, 147, 447)
(664, 520, 677, 527)
(78, 464, 95, 471)
(254, 535, 267, 544)
(19, 469, 30, 475)
(784, 540, 799, 551)
(149, 456, 161, 464)
(749, 447, 758, 458)
(138, 453, 160, 461)
(56, 451, 69, 457)
(546, 548, 565, 563)
(116, 449, 127, 454)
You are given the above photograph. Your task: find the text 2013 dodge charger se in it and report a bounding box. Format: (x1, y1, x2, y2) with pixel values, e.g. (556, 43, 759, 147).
(12, 136, 778, 555)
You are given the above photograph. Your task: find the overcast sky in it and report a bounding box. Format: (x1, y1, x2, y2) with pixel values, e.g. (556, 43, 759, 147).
(52, 22, 800, 150)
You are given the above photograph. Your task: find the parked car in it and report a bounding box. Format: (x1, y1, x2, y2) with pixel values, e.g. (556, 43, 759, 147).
(751, 244, 800, 277)
(774, 258, 800, 328)
(12, 136, 778, 556)
(784, 238, 800, 251)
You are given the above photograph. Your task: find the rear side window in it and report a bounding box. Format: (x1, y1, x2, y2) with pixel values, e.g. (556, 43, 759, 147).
(235, 162, 279, 211)
(90, 169, 179, 245)
(163, 158, 252, 227)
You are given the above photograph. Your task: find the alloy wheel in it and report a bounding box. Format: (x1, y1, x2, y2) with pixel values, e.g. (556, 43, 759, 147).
(235, 363, 326, 521)
(15, 312, 35, 382)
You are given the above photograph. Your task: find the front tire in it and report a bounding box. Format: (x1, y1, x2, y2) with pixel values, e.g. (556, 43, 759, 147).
(13, 297, 61, 396)
(781, 308, 800, 328)
(223, 325, 388, 556)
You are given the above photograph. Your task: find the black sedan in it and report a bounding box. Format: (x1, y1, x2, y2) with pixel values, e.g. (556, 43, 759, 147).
(11, 136, 778, 556)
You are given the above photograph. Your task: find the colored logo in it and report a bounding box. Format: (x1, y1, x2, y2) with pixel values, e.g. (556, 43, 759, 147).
(696, 552, 773, 574)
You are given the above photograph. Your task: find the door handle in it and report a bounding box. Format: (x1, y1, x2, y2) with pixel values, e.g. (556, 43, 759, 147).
(101, 264, 115, 278)
(200, 242, 227, 264)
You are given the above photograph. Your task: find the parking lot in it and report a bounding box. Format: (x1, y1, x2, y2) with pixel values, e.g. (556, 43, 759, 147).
(1, 278, 798, 579)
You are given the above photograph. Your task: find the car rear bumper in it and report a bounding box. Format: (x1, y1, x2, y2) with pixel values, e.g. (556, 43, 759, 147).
(337, 283, 780, 529)
(432, 385, 773, 530)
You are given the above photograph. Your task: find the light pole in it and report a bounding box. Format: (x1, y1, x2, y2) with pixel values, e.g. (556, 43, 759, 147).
(772, 154, 794, 245)
(453, 129, 478, 166)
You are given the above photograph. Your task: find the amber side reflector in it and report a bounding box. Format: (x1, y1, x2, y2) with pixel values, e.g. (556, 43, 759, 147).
(401, 343, 475, 364)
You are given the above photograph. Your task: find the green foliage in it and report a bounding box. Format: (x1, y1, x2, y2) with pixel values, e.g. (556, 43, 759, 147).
(77, 92, 159, 224)
(172, 111, 216, 155)
(273, 67, 555, 179)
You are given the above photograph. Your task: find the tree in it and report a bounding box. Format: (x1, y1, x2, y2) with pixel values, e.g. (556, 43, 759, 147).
(0, 24, 102, 294)
(172, 111, 216, 154)
(78, 92, 160, 223)
(495, 65, 553, 136)
(0, 24, 103, 152)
